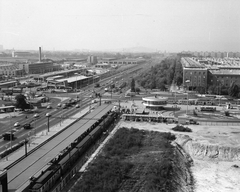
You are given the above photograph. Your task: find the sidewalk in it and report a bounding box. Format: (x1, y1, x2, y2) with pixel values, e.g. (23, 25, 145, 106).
(0, 106, 91, 169)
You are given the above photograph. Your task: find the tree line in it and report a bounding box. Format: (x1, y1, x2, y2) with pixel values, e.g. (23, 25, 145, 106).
(135, 56, 183, 90)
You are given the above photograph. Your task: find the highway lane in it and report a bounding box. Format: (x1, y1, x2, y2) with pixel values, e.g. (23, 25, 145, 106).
(0, 97, 92, 153)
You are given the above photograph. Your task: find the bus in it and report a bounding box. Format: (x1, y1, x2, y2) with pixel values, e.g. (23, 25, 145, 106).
(200, 106, 216, 112)
(0, 88, 23, 95)
(177, 99, 196, 105)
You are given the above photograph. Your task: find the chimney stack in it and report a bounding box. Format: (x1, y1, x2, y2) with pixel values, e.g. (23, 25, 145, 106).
(39, 47, 42, 62)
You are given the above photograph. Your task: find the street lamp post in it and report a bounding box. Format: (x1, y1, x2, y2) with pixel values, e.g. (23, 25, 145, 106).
(173, 91, 176, 117)
(46, 113, 51, 132)
(185, 80, 190, 116)
(5, 145, 8, 161)
(33, 118, 37, 135)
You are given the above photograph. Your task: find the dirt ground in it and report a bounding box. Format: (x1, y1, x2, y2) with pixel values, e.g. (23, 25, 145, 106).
(118, 120, 240, 192)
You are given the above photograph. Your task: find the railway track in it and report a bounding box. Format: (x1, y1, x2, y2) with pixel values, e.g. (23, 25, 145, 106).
(6, 104, 113, 191)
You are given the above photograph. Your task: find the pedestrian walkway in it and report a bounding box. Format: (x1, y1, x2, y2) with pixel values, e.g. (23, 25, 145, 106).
(0, 106, 91, 169)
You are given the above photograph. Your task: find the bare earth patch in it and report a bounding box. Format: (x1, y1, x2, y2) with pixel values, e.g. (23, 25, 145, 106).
(119, 121, 240, 192)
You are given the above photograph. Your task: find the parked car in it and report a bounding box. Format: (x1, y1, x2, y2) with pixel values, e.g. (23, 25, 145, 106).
(62, 104, 67, 109)
(75, 104, 80, 108)
(91, 99, 97, 104)
(188, 119, 199, 125)
(46, 105, 52, 109)
(57, 103, 62, 108)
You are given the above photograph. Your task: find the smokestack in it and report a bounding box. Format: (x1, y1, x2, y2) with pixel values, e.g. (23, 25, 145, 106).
(39, 47, 42, 62)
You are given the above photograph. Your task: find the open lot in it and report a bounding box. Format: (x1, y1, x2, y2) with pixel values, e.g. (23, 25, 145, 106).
(118, 120, 240, 192)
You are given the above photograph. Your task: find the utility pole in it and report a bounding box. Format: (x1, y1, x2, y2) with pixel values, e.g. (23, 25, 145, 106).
(24, 139, 28, 157)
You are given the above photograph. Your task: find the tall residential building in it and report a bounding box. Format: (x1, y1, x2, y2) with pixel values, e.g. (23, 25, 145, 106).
(228, 52, 234, 58)
(216, 52, 223, 58)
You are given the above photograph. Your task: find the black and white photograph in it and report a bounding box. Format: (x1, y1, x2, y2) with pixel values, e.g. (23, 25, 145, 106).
(0, 0, 240, 191)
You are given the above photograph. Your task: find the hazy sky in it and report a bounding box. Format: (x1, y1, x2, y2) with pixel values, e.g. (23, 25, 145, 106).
(0, 0, 240, 52)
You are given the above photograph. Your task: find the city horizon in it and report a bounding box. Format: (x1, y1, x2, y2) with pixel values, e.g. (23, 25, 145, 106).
(1, 45, 239, 54)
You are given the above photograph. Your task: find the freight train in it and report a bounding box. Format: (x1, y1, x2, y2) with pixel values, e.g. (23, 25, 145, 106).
(28, 111, 118, 192)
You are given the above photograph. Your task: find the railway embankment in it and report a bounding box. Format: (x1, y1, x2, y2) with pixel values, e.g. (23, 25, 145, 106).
(176, 135, 240, 161)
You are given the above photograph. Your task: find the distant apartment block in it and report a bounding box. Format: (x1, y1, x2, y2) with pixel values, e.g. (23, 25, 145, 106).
(182, 51, 240, 59)
(87, 55, 98, 64)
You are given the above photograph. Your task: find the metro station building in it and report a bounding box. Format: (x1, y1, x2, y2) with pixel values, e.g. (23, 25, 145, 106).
(142, 96, 168, 110)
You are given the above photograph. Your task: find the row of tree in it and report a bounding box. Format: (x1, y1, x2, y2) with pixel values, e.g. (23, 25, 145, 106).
(208, 81, 240, 98)
(136, 56, 183, 90)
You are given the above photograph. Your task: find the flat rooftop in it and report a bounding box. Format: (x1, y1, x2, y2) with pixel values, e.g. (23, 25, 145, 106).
(56, 75, 89, 83)
(39, 69, 84, 78)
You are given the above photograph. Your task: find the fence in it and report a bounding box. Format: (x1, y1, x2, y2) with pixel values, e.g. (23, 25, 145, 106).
(199, 121, 240, 126)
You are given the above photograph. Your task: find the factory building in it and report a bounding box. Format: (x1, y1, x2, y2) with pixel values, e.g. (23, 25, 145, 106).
(18, 47, 61, 74)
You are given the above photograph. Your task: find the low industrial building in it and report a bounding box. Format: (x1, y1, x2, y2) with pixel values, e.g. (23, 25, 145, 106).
(95, 63, 111, 69)
(51, 75, 100, 89)
(0, 64, 25, 77)
(18, 62, 61, 74)
(33, 68, 87, 81)
(98, 58, 145, 65)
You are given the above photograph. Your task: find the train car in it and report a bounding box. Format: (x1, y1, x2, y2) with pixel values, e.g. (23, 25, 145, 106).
(76, 135, 92, 154)
(89, 125, 102, 140)
(29, 165, 61, 192)
(200, 106, 216, 112)
(28, 111, 117, 192)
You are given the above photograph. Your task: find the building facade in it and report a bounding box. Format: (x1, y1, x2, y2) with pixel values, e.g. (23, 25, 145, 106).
(181, 57, 240, 92)
(19, 62, 61, 74)
(142, 96, 168, 110)
(87, 56, 98, 64)
(0, 64, 25, 77)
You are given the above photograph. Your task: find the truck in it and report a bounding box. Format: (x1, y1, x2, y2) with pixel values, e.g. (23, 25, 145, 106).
(178, 116, 199, 125)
